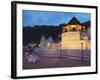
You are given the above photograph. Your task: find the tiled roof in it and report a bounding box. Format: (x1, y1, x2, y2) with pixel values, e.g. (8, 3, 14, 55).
(68, 17, 80, 25)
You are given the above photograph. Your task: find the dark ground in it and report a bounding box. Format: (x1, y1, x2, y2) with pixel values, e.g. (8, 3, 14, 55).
(23, 55, 90, 69)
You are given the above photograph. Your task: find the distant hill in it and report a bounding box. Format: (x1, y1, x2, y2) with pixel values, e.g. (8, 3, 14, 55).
(23, 21, 90, 46)
(23, 24, 64, 46)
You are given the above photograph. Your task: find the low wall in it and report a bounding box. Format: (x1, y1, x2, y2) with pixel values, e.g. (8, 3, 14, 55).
(34, 48, 90, 61)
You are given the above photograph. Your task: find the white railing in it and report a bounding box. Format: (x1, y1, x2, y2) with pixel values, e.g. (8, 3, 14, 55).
(34, 48, 90, 61)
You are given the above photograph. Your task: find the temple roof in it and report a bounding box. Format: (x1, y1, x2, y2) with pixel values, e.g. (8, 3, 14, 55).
(67, 17, 81, 25)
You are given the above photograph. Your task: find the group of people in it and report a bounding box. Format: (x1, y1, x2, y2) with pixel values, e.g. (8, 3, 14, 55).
(25, 49, 40, 63)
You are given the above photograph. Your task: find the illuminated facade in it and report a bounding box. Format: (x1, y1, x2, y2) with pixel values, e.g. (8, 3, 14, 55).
(40, 17, 91, 50)
(61, 17, 90, 49)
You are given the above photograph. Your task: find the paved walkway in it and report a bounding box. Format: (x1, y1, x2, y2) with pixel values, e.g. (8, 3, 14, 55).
(23, 56, 90, 69)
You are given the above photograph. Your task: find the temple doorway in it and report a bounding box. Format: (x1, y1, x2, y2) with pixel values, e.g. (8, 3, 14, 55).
(72, 28, 76, 31)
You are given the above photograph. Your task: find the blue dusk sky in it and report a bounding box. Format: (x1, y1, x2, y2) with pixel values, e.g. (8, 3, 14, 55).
(23, 10, 91, 27)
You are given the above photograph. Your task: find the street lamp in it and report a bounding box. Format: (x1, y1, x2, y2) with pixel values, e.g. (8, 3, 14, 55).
(81, 40, 84, 61)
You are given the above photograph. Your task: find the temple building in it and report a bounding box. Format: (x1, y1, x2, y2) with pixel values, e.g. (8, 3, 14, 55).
(40, 36, 48, 49)
(33, 17, 91, 61)
(63, 17, 86, 32)
(40, 36, 54, 49)
(61, 17, 90, 49)
(47, 37, 54, 49)
(39, 17, 91, 50)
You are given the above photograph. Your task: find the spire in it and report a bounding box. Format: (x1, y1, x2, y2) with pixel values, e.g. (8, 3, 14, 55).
(68, 17, 80, 25)
(47, 37, 53, 44)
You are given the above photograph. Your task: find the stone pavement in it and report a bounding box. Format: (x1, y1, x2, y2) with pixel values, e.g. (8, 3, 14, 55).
(23, 56, 90, 69)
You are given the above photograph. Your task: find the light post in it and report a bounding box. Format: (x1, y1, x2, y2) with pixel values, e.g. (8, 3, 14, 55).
(81, 40, 84, 61)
